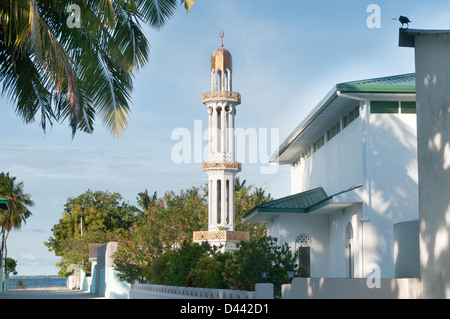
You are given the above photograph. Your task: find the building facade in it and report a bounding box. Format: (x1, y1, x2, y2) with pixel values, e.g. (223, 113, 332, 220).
(243, 74, 419, 279)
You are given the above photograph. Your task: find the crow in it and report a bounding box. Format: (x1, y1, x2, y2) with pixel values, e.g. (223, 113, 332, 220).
(399, 15, 411, 29)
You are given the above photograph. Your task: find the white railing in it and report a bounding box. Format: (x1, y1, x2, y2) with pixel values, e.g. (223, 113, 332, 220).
(130, 284, 257, 299)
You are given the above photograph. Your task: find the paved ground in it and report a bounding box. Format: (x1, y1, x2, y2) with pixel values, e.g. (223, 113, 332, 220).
(0, 287, 105, 299)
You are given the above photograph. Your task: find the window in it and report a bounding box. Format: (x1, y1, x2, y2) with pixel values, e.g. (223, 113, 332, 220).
(296, 234, 312, 278)
(345, 223, 354, 278)
(327, 121, 341, 141)
(226, 180, 230, 224)
(217, 179, 221, 224)
(313, 135, 324, 152)
(371, 101, 399, 114)
(343, 105, 360, 128)
(401, 101, 416, 114)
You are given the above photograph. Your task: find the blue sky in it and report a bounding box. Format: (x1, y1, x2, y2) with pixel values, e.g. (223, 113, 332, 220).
(1, 0, 450, 276)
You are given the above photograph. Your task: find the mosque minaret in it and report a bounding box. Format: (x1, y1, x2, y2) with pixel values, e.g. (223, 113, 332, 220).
(193, 33, 249, 251)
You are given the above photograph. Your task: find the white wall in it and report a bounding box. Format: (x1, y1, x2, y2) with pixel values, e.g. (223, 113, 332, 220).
(285, 101, 418, 279)
(268, 213, 330, 277)
(413, 33, 450, 298)
(366, 112, 418, 277)
(282, 277, 421, 299)
(291, 115, 364, 196)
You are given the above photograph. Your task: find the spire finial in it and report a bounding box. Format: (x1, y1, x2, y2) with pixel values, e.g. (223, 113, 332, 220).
(220, 31, 224, 47)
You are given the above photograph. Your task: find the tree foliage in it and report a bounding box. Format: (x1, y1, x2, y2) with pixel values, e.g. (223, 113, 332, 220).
(0, 172, 33, 287)
(44, 189, 138, 276)
(148, 236, 299, 298)
(6, 257, 18, 276)
(223, 236, 299, 298)
(0, 172, 34, 234)
(0, 0, 191, 137)
(113, 186, 208, 283)
(113, 180, 273, 284)
(234, 184, 271, 240)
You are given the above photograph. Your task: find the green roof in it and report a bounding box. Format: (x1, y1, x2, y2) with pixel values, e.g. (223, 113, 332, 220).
(336, 73, 416, 93)
(246, 187, 329, 214)
(0, 197, 9, 210)
(242, 184, 362, 224)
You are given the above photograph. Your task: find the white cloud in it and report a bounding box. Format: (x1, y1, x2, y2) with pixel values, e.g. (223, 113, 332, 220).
(21, 252, 37, 261)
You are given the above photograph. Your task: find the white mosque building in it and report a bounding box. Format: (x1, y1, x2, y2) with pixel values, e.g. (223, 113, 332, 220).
(243, 73, 419, 280)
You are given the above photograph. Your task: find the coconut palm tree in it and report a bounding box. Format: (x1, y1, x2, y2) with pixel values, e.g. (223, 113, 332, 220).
(234, 176, 247, 192)
(0, 0, 193, 138)
(136, 188, 157, 213)
(0, 172, 34, 291)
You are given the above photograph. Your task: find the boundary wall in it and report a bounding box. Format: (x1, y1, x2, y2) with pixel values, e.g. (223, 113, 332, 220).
(282, 277, 421, 299)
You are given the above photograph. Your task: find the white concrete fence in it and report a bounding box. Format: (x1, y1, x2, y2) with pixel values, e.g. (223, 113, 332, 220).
(130, 283, 274, 299)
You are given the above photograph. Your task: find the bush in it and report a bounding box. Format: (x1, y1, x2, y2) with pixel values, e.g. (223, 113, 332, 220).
(148, 237, 298, 298)
(154, 241, 216, 287)
(223, 236, 299, 298)
(149, 250, 175, 285)
(187, 252, 232, 289)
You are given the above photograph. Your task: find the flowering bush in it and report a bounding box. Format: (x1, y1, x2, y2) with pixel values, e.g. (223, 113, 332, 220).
(114, 186, 208, 283)
(114, 182, 271, 284)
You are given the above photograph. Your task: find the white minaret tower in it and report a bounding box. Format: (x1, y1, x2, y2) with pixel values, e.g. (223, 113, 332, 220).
(203, 33, 241, 231)
(193, 33, 249, 251)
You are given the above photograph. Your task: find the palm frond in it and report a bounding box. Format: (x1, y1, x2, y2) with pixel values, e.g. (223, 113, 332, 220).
(0, 0, 182, 137)
(134, 0, 178, 30)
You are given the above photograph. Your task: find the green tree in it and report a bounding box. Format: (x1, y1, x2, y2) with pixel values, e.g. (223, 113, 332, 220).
(223, 236, 299, 298)
(148, 250, 175, 285)
(136, 188, 157, 213)
(114, 181, 272, 284)
(165, 241, 215, 286)
(6, 257, 18, 277)
(234, 177, 246, 192)
(234, 182, 271, 239)
(187, 252, 231, 289)
(0, 172, 33, 290)
(113, 186, 208, 283)
(44, 189, 138, 276)
(0, 0, 192, 137)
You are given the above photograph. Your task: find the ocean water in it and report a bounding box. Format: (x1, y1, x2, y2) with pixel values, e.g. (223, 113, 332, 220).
(8, 277, 67, 289)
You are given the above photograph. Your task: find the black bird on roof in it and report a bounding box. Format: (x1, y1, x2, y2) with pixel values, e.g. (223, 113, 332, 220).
(399, 15, 411, 29)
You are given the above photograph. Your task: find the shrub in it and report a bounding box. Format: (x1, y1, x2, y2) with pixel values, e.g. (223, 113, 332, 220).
(149, 250, 174, 285)
(187, 253, 231, 289)
(223, 236, 299, 298)
(165, 241, 216, 287)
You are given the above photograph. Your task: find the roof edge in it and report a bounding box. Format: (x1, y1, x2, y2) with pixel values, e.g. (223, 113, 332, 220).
(271, 73, 416, 164)
(270, 87, 338, 163)
(399, 28, 450, 47)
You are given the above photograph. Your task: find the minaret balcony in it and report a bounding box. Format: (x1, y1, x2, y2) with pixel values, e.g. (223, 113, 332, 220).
(202, 161, 242, 172)
(202, 91, 241, 104)
(193, 230, 250, 242)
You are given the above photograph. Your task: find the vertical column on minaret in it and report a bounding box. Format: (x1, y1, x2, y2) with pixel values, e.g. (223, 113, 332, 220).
(211, 106, 218, 160)
(220, 103, 226, 160)
(230, 176, 235, 228)
(227, 106, 235, 162)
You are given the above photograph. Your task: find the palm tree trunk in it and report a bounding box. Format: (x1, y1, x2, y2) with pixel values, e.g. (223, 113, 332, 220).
(1, 229, 5, 292)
